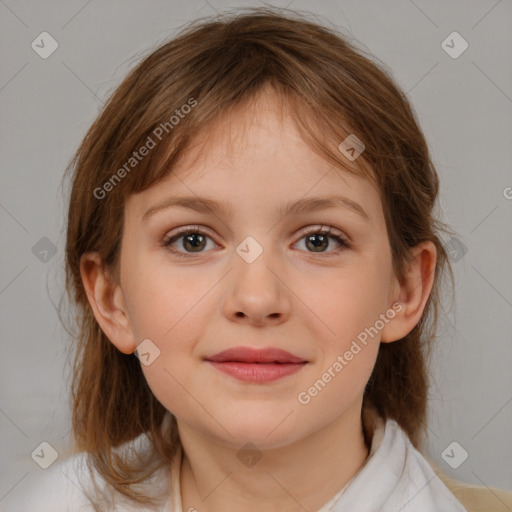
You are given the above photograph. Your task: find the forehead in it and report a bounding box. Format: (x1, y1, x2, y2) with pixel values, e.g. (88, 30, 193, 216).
(126, 87, 382, 221)
(176, 87, 303, 172)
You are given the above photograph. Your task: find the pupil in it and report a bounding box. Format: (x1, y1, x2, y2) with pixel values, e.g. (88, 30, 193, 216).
(307, 234, 327, 252)
(184, 233, 205, 252)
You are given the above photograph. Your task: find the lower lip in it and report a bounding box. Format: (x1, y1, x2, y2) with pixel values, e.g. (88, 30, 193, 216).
(207, 361, 307, 383)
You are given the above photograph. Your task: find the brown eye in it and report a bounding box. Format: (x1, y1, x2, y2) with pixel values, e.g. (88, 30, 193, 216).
(180, 232, 207, 252)
(305, 233, 330, 252)
(162, 228, 216, 256)
(295, 226, 349, 255)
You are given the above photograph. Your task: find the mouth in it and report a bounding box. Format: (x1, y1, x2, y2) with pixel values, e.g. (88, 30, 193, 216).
(205, 346, 308, 383)
(205, 346, 307, 364)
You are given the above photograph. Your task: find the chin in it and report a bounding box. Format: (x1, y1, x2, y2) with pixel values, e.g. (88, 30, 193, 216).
(217, 414, 306, 450)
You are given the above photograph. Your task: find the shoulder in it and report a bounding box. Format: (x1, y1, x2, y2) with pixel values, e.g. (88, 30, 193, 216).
(9, 452, 100, 512)
(428, 460, 512, 512)
(383, 420, 470, 511)
(10, 447, 175, 512)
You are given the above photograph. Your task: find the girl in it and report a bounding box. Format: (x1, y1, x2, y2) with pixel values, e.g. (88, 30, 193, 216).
(14, 6, 512, 512)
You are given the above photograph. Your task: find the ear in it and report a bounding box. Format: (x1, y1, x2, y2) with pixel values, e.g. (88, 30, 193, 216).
(79, 252, 137, 354)
(381, 241, 437, 343)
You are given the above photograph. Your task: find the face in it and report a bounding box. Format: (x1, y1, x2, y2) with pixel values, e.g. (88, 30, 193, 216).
(115, 89, 400, 450)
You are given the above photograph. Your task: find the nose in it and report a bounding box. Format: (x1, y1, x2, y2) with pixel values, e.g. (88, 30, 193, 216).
(221, 244, 291, 327)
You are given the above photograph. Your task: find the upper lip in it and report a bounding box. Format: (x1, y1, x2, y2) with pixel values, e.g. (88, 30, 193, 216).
(206, 347, 306, 364)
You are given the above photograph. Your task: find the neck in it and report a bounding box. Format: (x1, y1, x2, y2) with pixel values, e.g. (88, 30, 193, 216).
(178, 400, 371, 512)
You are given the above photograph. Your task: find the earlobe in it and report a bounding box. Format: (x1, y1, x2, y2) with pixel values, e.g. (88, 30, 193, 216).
(381, 241, 437, 343)
(79, 252, 137, 354)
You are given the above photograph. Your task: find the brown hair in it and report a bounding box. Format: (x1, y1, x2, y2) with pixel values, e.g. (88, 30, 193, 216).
(62, 6, 454, 509)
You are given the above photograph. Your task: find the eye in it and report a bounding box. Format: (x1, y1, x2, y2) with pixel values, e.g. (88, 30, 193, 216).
(162, 225, 350, 258)
(162, 226, 217, 257)
(294, 225, 350, 255)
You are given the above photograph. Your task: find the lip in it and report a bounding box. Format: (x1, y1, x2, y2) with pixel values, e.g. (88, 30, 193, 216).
(206, 346, 306, 364)
(205, 347, 308, 383)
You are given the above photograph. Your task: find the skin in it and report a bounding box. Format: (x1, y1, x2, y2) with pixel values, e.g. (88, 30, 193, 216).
(81, 86, 436, 512)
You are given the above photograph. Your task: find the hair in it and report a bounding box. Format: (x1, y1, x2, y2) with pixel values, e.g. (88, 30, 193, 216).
(61, 6, 455, 510)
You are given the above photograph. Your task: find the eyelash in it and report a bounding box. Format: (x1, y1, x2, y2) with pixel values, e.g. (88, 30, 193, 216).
(161, 225, 350, 259)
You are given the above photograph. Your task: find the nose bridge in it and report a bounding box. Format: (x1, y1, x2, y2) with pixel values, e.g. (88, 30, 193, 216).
(234, 235, 279, 296)
(223, 234, 290, 323)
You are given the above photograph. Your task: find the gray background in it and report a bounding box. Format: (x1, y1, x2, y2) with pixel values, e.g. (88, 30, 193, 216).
(1, 0, 511, 507)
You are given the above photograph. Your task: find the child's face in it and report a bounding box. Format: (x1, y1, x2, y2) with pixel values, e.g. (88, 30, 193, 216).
(116, 89, 400, 449)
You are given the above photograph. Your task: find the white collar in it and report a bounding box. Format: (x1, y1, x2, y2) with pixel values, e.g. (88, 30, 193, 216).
(321, 412, 468, 511)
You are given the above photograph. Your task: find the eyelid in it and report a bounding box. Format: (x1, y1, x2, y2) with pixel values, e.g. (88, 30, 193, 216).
(294, 225, 351, 255)
(162, 224, 220, 247)
(298, 224, 349, 242)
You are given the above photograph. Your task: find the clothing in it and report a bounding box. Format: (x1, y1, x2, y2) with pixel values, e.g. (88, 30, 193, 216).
(8, 410, 510, 512)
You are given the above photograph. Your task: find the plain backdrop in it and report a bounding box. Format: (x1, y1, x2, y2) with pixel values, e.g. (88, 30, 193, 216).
(1, 0, 511, 507)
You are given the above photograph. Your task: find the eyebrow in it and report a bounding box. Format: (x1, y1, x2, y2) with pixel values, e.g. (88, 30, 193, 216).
(142, 195, 371, 223)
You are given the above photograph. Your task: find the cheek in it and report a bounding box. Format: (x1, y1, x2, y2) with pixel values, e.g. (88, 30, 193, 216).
(134, 285, 211, 420)
(295, 348, 377, 432)
(307, 260, 392, 346)
(123, 251, 215, 341)
(295, 271, 386, 420)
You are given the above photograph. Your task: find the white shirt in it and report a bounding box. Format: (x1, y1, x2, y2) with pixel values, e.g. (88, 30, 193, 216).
(8, 413, 468, 512)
